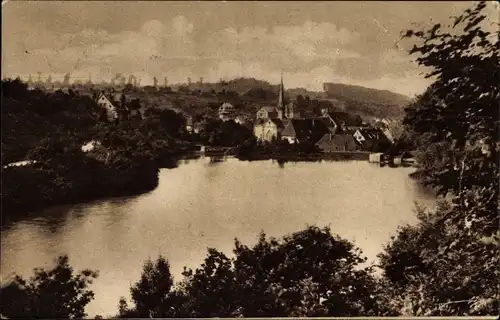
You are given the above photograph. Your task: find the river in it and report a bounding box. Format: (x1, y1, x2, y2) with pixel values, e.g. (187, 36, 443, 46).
(1, 158, 436, 317)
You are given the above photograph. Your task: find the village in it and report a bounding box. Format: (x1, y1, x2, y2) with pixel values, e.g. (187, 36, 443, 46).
(22, 72, 416, 166)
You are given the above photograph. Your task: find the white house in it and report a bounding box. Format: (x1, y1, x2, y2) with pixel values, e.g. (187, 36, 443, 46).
(97, 93, 119, 121)
(219, 102, 236, 121)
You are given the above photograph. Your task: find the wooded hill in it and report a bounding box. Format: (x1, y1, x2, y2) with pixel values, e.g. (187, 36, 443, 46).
(165, 77, 412, 119)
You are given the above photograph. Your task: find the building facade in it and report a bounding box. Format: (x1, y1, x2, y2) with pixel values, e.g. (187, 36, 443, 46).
(219, 102, 236, 121)
(97, 93, 119, 121)
(253, 118, 286, 142)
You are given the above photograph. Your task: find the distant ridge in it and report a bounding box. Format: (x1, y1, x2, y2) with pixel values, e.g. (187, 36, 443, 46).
(323, 82, 411, 107)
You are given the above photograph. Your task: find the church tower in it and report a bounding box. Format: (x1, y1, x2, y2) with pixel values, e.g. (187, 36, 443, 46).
(277, 72, 285, 119)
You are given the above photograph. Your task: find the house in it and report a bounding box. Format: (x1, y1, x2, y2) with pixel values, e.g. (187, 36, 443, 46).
(254, 118, 286, 142)
(352, 128, 391, 152)
(256, 106, 279, 120)
(180, 107, 204, 133)
(96, 93, 119, 121)
(81, 140, 110, 163)
(315, 133, 359, 152)
(234, 115, 247, 125)
(219, 102, 236, 121)
(235, 115, 253, 128)
(184, 114, 203, 134)
(320, 109, 363, 133)
(281, 119, 330, 144)
(368, 152, 385, 163)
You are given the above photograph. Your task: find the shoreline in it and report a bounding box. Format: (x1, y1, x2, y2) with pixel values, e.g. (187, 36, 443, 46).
(1, 152, 417, 227)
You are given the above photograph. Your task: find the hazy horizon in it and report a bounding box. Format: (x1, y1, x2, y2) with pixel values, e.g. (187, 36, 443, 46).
(3, 1, 499, 97)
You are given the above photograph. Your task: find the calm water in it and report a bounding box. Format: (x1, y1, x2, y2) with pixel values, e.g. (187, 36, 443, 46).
(1, 158, 435, 317)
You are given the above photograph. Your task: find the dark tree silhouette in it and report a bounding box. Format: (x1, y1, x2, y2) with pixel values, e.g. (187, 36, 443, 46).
(118, 226, 394, 318)
(0, 255, 98, 319)
(381, 1, 499, 316)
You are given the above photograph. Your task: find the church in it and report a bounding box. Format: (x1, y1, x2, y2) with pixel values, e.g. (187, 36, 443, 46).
(253, 74, 300, 142)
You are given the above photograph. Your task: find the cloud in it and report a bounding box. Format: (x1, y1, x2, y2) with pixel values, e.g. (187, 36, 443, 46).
(219, 21, 361, 64)
(140, 19, 167, 38)
(172, 16, 194, 36)
(9, 16, 198, 77)
(4, 14, 430, 96)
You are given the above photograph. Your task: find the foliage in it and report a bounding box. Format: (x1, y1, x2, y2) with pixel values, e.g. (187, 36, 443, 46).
(1, 82, 180, 223)
(117, 256, 181, 318)
(143, 107, 187, 139)
(234, 135, 259, 158)
(1, 78, 103, 163)
(379, 202, 499, 316)
(1, 128, 161, 224)
(0, 255, 98, 319)
(197, 119, 254, 147)
(402, 0, 499, 198)
(119, 226, 394, 318)
(382, 1, 499, 316)
(324, 82, 411, 109)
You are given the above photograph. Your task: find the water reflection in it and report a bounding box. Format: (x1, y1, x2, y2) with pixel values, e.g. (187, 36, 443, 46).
(1, 159, 436, 317)
(276, 159, 286, 168)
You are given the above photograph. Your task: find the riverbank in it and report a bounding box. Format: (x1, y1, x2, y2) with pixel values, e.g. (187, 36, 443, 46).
(1, 155, 162, 226)
(236, 151, 371, 162)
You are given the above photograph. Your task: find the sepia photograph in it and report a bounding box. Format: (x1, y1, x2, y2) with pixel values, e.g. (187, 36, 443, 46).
(1, 0, 499, 318)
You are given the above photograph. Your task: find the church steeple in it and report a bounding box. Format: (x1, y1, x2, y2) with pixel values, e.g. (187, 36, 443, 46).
(277, 72, 285, 110)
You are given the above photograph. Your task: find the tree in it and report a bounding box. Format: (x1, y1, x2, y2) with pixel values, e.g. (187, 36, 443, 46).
(27, 135, 84, 166)
(144, 107, 187, 138)
(402, 0, 498, 198)
(381, 1, 499, 316)
(118, 256, 181, 318)
(128, 98, 141, 110)
(0, 255, 98, 319)
(234, 135, 258, 159)
(120, 226, 392, 317)
(379, 202, 499, 316)
(1, 77, 28, 99)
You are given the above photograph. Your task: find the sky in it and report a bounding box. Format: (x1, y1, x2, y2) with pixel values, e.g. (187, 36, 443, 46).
(2, 1, 499, 97)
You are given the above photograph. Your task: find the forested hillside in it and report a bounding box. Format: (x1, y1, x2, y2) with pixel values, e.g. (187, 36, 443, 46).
(323, 83, 412, 118)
